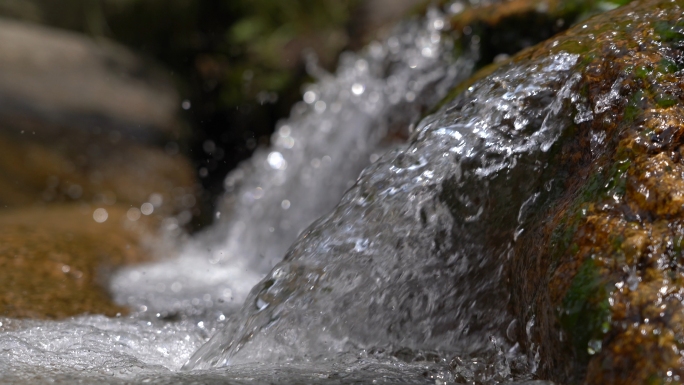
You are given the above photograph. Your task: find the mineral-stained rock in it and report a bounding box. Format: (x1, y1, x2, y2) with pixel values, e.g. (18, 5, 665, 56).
(0, 205, 159, 318)
(504, 0, 684, 383)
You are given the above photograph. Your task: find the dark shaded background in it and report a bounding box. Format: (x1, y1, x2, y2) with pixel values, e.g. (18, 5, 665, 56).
(0, 0, 422, 205)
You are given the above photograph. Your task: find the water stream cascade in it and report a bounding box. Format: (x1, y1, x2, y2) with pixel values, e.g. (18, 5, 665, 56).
(1, 0, 683, 384)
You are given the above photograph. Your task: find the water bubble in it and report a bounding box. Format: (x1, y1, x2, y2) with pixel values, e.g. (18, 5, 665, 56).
(67, 184, 83, 199)
(278, 125, 291, 137)
(203, 140, 216, 153)
(149, 193, 164, 208)
(433, 19, 445, 30)
(164, 142, 180, 156)
(252, 187, 264, 200)
(587, 339, 602, 355)
(314, 100, 327, 113)
(181, 99, 191, 110)
(170, 282, 182, 293)
(179, 194, 196, 209)
(449, 2, 465, 14)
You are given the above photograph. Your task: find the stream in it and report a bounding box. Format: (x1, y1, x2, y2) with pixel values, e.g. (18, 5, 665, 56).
(0, 1, 596, 384)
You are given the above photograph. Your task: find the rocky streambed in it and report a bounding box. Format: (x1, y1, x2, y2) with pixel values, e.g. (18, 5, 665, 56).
(1, 1, 684, 384)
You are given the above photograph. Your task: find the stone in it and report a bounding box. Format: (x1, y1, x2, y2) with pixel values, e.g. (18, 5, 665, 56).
(501, 0, 684, 383)
(0, 129, 198, 217)
(0, 20, 200, 319)
(0, 205, 158, 318)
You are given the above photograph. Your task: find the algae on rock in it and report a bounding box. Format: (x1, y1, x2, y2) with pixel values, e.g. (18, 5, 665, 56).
(502, 0, 684, 383)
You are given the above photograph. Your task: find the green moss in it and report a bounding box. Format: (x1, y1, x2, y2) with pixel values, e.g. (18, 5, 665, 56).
(605, 158, 630, 197)
(552, 39, 591, 55)
(657, 59, 679, 74)
(604, 0, 633, 5)
(674, 236, 684, 254)
(560, 257, 612, 363)
(634, 65, 653, 80)
(655, 93, 677, 108)
(654, 20, 684, 42)
(624, 90, 646, 123)
(610, 233, 625, 252)
(548, 149, 630, 275)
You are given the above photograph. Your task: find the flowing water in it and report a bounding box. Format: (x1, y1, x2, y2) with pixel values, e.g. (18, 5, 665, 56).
(111, 4, 477, 318)
(0, 2, 590, 384)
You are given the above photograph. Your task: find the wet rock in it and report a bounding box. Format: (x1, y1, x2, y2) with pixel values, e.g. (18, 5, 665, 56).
(0, 130, 197, 216)
(0, 130, 198, 318)
(503, 0, 684, 383)
(0, 20, 200, 319)
(0, 205, 158, 318)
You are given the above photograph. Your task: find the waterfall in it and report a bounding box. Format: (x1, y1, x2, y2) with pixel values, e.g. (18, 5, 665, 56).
(111, 5, 477, 319)
(184, 51, 586, 369)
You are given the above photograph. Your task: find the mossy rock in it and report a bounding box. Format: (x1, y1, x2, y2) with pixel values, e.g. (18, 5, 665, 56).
(489, 0, 684, 383)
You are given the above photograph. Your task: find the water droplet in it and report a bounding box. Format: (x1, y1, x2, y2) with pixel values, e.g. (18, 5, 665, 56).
(127, 207, 141, 221)
(351, 83, 365, 95)
(303, 91, 317, 104)
(267, 152, 287, 170)
(141, 203, 154, 216)
(93, 208, 108, 223)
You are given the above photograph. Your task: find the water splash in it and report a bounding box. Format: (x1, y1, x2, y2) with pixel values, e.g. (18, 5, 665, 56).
(111, 5, 478, 317)
(184, 51, 587, 370)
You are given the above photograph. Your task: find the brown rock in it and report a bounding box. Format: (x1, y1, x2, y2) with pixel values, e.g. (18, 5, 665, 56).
(0, 19, 200, 319)
(0, 130, 197, 215)
(0, 205, 157, 318)
(503, 0, 684, 383)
